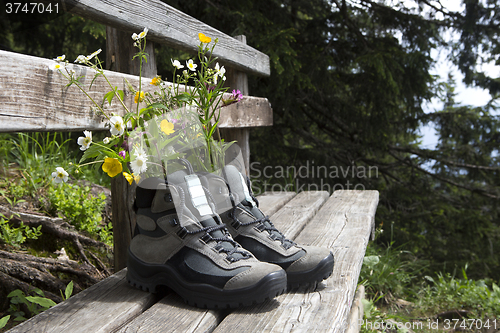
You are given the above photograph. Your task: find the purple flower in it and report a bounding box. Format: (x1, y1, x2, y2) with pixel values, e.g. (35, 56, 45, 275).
(119, 150, 126, 159)
(231, 89, 243, 101)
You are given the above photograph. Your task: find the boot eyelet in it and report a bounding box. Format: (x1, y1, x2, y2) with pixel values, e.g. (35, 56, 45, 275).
(164, 193, 173, 203)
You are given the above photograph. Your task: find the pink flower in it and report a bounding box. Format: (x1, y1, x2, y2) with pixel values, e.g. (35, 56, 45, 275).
(231, 89, 243, 101)
(119, 150, 126, 159)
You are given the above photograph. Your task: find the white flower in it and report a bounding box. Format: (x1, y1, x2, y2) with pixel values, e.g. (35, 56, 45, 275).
(171, 59, 184, 70)
(132, 33, 139, 40)
(213, 62, 226, 84)
(103, 137, 110, 144)
(110, 116, 125, 136)
(54, 55, 65, 62)
(77, 130, 92, 151)
(75, 55, 86, 64)
(86, 49, 102, 61)
(186, 59, 197, 71)
(50, 62, 65, 71)
(130, 148, 148, 174)
(138, 27, 148, 39)
(52, 167, 69, 183)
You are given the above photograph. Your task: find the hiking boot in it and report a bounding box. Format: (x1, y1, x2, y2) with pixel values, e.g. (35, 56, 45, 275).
(200, 165, 334, 290)
(126, 169, 287, 309)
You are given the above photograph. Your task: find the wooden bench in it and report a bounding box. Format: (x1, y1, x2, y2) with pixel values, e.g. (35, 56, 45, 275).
(1, 0, 379, 331)
(5, 190, 378, 333)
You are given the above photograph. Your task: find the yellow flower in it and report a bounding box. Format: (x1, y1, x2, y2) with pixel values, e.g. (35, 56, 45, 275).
(123, 172, 141, 185)
(160, 119, 175, 135)
(198, 33, 211, 44)
(134, 91, 145, 103)
(150, 76, 161, 86)
(102, 157, 123, 178)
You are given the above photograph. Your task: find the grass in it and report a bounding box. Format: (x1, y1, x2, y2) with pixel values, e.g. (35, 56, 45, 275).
(0, 132, 112, 246)
(359, 232, 500, 332)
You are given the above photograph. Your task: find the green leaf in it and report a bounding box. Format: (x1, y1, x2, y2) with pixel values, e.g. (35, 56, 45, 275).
(104, 90, 114, 106)
(64, 281, 74, 300)
(79, 144, 106, 163)
(0, 315, 10, 329)
(25, 296, 57, 308)
(116, 90, 124, 101)
(363, 255, 380, 268)
(7, 289, 25, 299)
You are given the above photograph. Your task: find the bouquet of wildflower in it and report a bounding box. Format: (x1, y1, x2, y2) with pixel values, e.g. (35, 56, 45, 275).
(49, 29, 241, 184)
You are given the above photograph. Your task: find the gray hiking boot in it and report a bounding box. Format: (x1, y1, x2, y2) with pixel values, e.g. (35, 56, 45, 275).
(126, 169, 287, 309)
(200, 165, 334, 290)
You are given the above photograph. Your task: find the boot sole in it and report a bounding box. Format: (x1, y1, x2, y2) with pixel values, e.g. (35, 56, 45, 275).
(286, 252, 335, 290)
(126, 251, 287, 309)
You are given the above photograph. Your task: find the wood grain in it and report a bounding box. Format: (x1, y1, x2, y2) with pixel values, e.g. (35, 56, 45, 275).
(114, 293, 222, 333)
(346, 285, 365, 333)
(213, 190, 379, 333)
(63, 0, 270, 76)
(0, 51, 272, 133)
(270, 191, 330, 240)
(6, 269, 158, 333)
(256, 191, 297, 217)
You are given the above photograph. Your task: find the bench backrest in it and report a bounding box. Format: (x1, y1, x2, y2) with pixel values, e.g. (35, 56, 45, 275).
(0, 0, 273, 270)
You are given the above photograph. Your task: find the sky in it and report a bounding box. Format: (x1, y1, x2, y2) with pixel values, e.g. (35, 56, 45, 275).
(413, 0, 500, 148)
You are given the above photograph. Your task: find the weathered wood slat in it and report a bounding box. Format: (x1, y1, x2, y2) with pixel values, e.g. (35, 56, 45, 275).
(7, 270, 157, 333)
(114, 293, 222, 333)
(63, 0, 270, 76)
(257, 191, 297, 217)
(0, 51, 272, 133)
(213, 190, 379, 333)
(346, 285, 365, 333)
(269, 191, 330, 240)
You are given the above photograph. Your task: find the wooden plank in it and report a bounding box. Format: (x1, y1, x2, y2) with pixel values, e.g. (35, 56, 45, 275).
(213, 190, 379, 333)
(0, 51, 272, 133)
(346, 285, 365, 333)
(270, 191, 330, 240)
(63, 0, 270, 76)
(114, 293, 222, 333)
(105, 25, 157, 272)
(256, 191, 297, 217)
(6, 269, 158, 333)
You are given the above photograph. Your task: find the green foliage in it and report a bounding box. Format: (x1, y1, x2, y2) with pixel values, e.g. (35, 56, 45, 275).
(417, 267, 500, 319)
(0, 315, 10, 329)
(359, 236, 427, 301)
(61, 281, 74, 301)
(5, 281, 72, 326)
(0, 132, 73, 192)
(7, 289, 56, 321)
(45, 183, 110, 244)
(0, 214, 42, 247)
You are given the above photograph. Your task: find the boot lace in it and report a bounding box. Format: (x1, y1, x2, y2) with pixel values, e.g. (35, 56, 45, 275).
(170, 181, 251, 263)
(230, 191, 296, 250)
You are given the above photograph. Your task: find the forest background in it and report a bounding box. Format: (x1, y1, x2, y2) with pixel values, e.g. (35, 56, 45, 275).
(1, 0, 500, 323)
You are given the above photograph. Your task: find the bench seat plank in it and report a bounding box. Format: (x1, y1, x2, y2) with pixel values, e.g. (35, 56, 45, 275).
(7, 270, 157, 333)
(256, 191, 297, 217)
(114, 293, 222, 333)
(268, 191, 330, 240)
(212, 190, 378, 333)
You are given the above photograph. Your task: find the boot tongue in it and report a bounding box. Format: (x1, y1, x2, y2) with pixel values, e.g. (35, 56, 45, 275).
(224, 166, 293, 247)
(167, 169, 244, 259)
